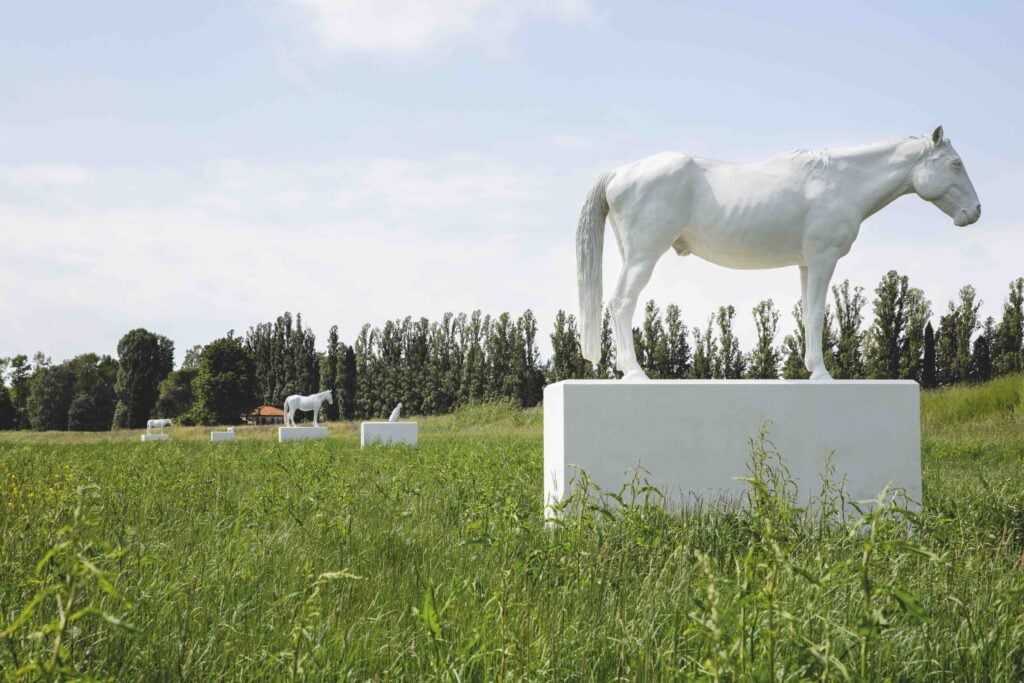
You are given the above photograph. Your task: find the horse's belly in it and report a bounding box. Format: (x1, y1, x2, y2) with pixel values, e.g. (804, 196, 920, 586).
(680, 224, 802, 269)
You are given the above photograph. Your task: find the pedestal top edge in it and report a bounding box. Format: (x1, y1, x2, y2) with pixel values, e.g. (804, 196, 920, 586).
(547, 379, 919, 387)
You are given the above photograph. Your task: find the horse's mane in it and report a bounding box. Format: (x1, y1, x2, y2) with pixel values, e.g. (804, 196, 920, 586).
(786, 148, 832, 176)
(782, 136, 929, 177)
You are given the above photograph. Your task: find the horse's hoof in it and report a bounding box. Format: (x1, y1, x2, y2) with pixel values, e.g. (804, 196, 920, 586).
(809, 370, 834, 381)
(621, 370, 650, 382)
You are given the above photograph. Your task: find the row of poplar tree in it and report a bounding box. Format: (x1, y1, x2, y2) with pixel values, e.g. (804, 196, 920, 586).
(1, 271, 1022, 431)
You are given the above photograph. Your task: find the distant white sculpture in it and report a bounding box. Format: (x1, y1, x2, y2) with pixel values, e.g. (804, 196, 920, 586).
(211, 427, 235, 442)
(283, 390, 333, 428)
(147, 418, 172, 435)
(577, 126, 981, 381)
(389, 403, 402, 423)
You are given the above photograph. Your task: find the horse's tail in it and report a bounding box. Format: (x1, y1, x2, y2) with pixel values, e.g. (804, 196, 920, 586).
(577, 171, 612, 364)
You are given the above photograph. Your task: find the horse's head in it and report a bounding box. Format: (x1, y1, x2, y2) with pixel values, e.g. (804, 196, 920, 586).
(912, 126, 981, 227)
(326, 391, 334, 404)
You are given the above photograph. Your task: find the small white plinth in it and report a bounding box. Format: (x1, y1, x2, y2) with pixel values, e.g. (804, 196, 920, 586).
(211, 431, 236, 442)
(278, 426, 327, 443)
(544, 380, 920, 519)
(141, 434, 169, 442)
(361, 422, 418, 448)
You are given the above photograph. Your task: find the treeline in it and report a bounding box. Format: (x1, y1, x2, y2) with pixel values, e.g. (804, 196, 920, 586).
(548, 272, 1023, 386)
(1, 271, 1022, 431)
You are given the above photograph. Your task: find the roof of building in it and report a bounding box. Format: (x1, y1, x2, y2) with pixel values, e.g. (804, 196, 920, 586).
(249, 405, 285, 417)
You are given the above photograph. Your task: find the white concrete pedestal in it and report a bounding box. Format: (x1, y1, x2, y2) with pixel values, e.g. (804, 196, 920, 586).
(211, 431, 236, 442)
(278, 426, 327, 443)
(141, 433, 169, 442)
(361, 422, 418, 448)
(544, 380, 920, 519)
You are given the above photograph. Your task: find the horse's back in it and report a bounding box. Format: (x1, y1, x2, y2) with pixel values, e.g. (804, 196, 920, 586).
(606, 150, 816, 268)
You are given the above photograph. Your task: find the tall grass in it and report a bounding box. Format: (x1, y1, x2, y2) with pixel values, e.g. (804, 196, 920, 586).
(1, 383, 1023, 680)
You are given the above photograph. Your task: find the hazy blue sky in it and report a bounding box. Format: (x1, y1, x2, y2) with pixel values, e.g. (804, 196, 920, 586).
(2, 0, 1021, 363)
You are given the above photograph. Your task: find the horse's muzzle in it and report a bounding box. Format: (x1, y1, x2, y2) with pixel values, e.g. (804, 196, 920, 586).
(955, 204, 981, 227)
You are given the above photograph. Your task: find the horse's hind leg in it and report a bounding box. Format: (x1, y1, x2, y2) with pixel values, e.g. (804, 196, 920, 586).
(608, 257, 658, 380)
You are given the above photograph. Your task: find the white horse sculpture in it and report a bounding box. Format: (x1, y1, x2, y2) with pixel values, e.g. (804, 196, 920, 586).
(283, 390, 333, 428)
(147, 418, 172, 435)
(577, 126, 981, 380)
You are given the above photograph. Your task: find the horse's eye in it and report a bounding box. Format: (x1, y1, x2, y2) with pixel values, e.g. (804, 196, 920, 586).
(952, 159, 963, 169)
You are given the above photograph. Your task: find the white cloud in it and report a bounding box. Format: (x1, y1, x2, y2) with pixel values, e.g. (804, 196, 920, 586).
(0, 163, 94, 187)
(286, 0, 595, 55)
(267, 190, 310, 208)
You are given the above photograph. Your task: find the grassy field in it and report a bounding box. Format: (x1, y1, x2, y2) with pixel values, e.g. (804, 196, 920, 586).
(2, 383, 1023, 681)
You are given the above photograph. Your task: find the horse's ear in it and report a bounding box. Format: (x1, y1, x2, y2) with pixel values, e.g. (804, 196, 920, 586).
(931, 125, 944, 146)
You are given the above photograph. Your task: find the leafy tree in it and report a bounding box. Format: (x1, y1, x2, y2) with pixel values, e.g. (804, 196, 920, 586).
(245, 312, 319, 409)
(0, 386, 14, 430)
(548, 310, 591, 381)
(322, 326, 342, 421)
(111, 328, 174, 429)
(971, 317, 994, 383)
(461, 311, 488, 403)
(934, 286, 981, 386)
(664, 304, 691, 379)
(66, 354, 118, 431)
(596, 308, 617, 379)
(690, 317, 716, 379)
(992, 277, 1024, 376)
(181, 345, 204, 371)
(424, 313, 459, 414)
(401, 317, 430, 413)
(485, 313, 516, 402)
(515, 310, 545, 406)
(935, 311, 958, 386)
(921, 322, 937, 389)
(714, 305, 745, 379)
(748, 299, 781, 379)
(27, 364, 76, 431)
(951, 285, 982, 382)
(192, 335, 257, 426)
(780, 303, 810, 379)
(831, 280, 866, 379)
(8, 354, 32, 428)
(155, 368, 198, 423)
(864, 271, 912, 379)
(898, 287, 932, 382)
(340, 346, 357, 420)
(640, 300, 669, 378)
(354, 324, 379, 418)
(0, 359, 17, 430)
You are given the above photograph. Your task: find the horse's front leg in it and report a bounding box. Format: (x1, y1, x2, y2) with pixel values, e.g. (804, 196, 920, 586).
(313, 405, 319, 428)
(803, 254, 838, 380)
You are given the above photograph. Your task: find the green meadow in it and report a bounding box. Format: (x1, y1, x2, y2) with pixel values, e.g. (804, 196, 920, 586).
(2, 381, 1024, 681)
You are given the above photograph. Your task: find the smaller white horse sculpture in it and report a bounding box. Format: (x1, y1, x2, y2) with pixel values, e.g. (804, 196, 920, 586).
(147, 418, 172, 435)
(388, 403, 402, 423)
(283, 390, 333, 428)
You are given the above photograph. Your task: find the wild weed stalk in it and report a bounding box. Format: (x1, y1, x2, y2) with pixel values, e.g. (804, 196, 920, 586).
(1, 485, 134, 680)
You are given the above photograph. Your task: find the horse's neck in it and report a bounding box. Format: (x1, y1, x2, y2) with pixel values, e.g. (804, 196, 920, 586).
(828, 137, 929, 220)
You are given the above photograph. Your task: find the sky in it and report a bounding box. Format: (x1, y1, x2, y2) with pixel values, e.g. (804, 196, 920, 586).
(1, 0, 1022, 365)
